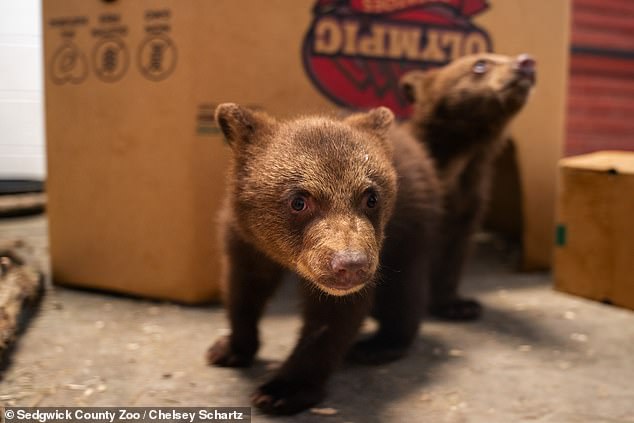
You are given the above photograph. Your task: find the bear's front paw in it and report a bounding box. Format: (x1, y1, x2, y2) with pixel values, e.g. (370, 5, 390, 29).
(206, 335, 254, 367)
(347, 335, 409, 365)
(251, 378, 325, 415)
(430, 298, 482, 321)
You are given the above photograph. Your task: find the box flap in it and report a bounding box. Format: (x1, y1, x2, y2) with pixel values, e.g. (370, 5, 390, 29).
(559, 151, 634, 175)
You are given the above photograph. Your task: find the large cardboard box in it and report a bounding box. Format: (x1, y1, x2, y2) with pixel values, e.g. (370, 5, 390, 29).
(44, 1, 231, 303)
(44, 0, 569, 303)
(554, 151, 634, 311)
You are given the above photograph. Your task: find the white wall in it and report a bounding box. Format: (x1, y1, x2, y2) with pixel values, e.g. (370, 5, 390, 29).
(0, 0, 45, 178)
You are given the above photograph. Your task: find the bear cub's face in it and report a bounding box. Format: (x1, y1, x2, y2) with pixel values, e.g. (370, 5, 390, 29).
(216, 104, 398, 296)
(401, 53, 536, 123)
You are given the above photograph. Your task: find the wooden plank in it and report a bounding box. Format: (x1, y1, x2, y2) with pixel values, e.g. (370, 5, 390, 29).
(569, 75, 634, 98)
(568, 95, 634, 115)
(572, 31, 634, 51)
(567, 115, 634, 135)
(569, 55, 634, 78)
(574, 0, 634, 17)
(573, 8, 634, 33)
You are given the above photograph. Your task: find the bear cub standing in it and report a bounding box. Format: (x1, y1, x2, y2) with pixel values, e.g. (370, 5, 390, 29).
(207, 104, 440, 414)
(400, 53, 536, 320)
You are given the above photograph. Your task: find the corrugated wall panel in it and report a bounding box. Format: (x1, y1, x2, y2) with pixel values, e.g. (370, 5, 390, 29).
(567, 0, 634, 156)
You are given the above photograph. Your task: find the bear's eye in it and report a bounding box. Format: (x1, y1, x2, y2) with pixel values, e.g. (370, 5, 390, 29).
(290, 195, 308, 212)
(472, 59, 488, 75)
(365, 191, 378, 209)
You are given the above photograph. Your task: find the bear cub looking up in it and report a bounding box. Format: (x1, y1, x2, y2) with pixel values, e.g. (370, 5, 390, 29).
(207, 104, 440, 414)
(400, 53, 536, 320)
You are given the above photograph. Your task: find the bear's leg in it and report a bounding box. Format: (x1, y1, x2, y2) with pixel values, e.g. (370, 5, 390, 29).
(252, 283, 372, 415)
(348, 232, 429, 365)
(429, 211, 482, 321)
(207, 233, 284, 367)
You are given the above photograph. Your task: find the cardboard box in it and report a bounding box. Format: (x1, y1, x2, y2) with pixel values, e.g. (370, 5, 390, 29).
(477, 2, 570, 269)
(554, 151, 634, 311)
(44, 1, 231, 303)
(44, 0, 569, 303)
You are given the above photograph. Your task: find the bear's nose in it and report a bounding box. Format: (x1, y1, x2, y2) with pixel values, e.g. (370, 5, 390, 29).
(514, 54, 536, 81)
(331, 250, 369, 281)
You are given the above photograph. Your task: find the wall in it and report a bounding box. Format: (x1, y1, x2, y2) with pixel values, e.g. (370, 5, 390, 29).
(567, 0, 634, 156)
(0, 0, 45, 177)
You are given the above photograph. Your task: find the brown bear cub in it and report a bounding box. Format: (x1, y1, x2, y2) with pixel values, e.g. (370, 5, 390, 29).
(207, 104, 440, 414)
(400, 53, 536, 320)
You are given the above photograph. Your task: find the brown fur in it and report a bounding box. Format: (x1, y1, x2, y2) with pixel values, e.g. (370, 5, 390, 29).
(207, 104, 440, 414)
(400, 53, 536, 319)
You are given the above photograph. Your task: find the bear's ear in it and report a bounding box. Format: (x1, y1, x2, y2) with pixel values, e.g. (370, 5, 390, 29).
(215, 103, 275, 148)
(399, 69, 435, 104)
(345, 107, 394, 137)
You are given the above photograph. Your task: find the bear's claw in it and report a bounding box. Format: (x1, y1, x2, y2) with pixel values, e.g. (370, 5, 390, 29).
(206, 336, 254, 367)
(252, 379, 324, 415)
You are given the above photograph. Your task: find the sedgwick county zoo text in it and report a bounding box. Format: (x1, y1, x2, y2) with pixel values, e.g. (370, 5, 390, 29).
(2, 407, 251, 423)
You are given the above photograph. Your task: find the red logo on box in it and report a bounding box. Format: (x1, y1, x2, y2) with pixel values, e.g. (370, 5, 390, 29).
(302, 0, 492, 117)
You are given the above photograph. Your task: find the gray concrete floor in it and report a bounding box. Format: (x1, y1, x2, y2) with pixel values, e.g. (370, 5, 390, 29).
(1, 215, 633, 423)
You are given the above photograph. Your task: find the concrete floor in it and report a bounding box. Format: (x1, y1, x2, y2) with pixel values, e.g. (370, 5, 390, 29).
(1, 215, 633, 423)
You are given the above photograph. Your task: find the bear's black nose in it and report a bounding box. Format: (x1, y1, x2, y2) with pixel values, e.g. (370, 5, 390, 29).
(331, 250, 369, 285)
(514, 54, 536, 83)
